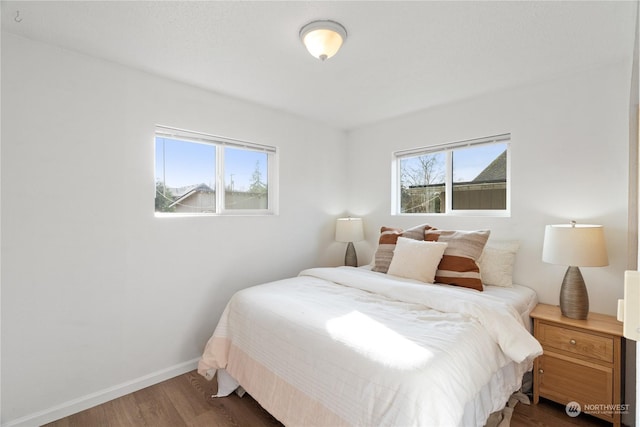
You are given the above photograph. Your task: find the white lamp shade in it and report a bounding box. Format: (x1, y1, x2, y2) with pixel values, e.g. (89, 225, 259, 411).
(335, 217, 364, 243)
(542, 224, 609, 267)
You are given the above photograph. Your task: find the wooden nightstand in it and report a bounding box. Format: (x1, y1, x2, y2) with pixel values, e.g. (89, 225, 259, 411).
(531, 304, 624, 426)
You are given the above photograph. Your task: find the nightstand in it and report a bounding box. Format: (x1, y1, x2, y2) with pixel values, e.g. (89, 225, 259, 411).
(531, 304, 624, 426)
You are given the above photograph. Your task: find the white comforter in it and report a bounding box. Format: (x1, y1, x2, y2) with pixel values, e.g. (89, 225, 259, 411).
(198, 267, 542, 427)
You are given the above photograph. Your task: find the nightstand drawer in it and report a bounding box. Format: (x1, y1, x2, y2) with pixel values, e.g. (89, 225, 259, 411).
(537, 322, 614, 363)
(537, 352, 614, 420)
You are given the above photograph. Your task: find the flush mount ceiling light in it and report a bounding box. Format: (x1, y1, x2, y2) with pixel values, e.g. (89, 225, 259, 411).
(299, 20, 347, 61)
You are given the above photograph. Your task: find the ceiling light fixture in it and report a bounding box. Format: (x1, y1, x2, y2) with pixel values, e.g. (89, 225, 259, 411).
(299, 20, 347, 61)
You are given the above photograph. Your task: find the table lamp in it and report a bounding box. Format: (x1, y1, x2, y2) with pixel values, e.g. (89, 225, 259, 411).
(335, 217, 364, 267)
(542, 221, 609, 319)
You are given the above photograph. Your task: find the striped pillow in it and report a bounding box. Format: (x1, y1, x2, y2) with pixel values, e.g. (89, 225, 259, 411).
(372, 224, 431, 273)
(424, 228, 490, 291)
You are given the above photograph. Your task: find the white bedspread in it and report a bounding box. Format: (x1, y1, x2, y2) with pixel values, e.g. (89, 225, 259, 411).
(198, 267, 542, 427)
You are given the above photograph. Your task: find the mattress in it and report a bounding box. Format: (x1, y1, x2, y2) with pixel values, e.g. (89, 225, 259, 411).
(199, 267, 542, 427)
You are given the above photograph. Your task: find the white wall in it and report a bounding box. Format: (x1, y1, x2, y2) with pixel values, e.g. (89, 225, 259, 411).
(347, 61, 632, 317)
(0, 33, 348, 425)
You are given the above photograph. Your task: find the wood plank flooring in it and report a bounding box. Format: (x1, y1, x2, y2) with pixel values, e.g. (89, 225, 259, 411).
(44, 371, 612, 427)
(511, 398, 611, 427)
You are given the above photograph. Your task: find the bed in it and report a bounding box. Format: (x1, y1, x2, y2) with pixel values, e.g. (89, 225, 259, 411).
(198, 225, 543, 427)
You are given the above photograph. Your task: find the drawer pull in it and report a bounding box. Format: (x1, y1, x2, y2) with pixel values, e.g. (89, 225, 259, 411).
(569, 339, 577, 345)
(538, 369, 544, 374)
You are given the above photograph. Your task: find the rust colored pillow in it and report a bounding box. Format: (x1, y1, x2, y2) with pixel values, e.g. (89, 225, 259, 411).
(424, 228, 490, 291)
(372, 224, 430, 273)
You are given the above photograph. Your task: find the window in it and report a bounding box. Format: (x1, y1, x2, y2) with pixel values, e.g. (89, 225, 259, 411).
(155, 126, 277, 215)
(393, 134, 510, 215)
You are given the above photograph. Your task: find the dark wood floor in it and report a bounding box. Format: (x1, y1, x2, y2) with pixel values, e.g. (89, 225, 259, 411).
(44, 371, 612, 427)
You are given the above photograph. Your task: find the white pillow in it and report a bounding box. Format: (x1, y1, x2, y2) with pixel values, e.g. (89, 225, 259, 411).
(387, 237, 448, 283)
(478, 240, 520, 287)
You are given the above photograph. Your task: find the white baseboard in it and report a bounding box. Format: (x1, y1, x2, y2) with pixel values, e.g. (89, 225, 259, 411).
(2, 357, 200, 427)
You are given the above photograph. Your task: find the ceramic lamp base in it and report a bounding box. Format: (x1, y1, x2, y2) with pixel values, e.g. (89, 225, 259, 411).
(344, 241, 358, 267)
(559, 266, 589, 320)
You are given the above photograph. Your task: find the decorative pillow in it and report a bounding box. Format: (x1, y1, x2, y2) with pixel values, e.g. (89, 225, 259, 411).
(372, 224, 431, 273)
(424, 228, 490, 291)
(478, 240, 520, 287)
(387, 237, 448, 283)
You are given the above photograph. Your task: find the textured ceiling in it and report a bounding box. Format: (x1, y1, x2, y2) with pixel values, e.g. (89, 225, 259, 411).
(1, 1, 636, 130)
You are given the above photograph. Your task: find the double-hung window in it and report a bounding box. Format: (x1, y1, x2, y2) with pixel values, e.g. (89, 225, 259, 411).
(393, 134, 510, 216)
(155, 126, 278, 215)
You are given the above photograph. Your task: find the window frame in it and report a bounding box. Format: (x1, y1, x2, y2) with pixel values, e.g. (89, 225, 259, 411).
(392, 134, 511, 217)
(155, 125, 278, 217)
